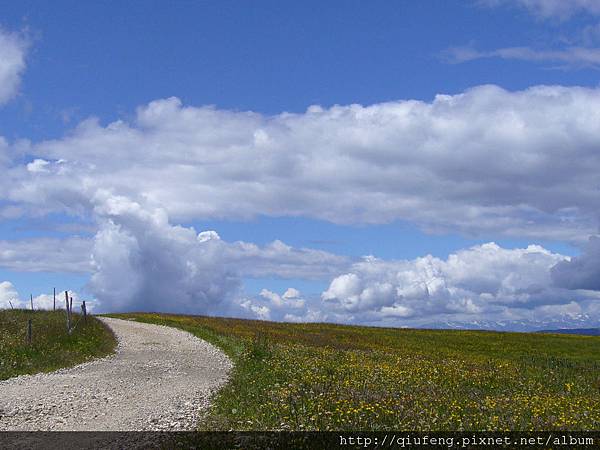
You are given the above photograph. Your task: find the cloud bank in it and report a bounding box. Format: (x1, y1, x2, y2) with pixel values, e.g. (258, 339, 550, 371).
(232, 242, 600, 329)
(4, 84, 600, 243)
(320, 243, 600, 327)
(2, 85, 600, 327)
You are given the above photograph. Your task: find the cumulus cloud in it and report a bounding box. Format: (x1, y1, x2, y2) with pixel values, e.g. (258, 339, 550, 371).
(4, 85, 600, 242)
(0, 281, 19, 309)
(0, 193, 349, 314)
(84, 192, 349, 313)
(551, 236, 600, 290)
(321, 243, 599, 326)
(3, 86, 600, 323)
(232, 241, 600, 328)
(0, 27, 28, 105)
(238, 287, 328, 323)
(481, 0, 600, 19)
(88, 193, 242, 314)
(261, 288, 305, 309)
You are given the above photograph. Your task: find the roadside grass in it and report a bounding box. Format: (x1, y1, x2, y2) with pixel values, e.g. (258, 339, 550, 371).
(111, 313, 600, 431)
(0, 309, 117, 381)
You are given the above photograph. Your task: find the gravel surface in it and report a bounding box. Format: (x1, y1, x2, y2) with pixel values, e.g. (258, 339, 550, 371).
(0, 317, 232, 431)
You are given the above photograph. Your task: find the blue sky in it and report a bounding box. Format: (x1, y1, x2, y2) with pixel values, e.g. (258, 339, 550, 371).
(1, 0, 600, 329)
(3, 1, 600, 138)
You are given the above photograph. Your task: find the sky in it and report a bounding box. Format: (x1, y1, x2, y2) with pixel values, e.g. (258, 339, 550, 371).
(1, 0, 600, 330)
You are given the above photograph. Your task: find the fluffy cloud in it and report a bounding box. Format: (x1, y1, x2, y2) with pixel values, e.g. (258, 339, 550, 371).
(5, 85, 600, 242)
(88, 194, 241, 314)
(481, 0, 600, 19)
(260, 288, 305, 310)
(4, 85, 600, 323)
(0, 193, 349, 314)
(0, 281, 19, 309)
(85, 192, 349, 313)
(239, 287, 327, 323)
(0, 28, 27, 105)
(231, 242, 600, 329)
(321, 243, 599, 326)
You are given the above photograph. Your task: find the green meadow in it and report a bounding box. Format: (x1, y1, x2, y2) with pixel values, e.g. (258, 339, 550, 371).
(112, 313, 600, 431)
(0, 309, 117, 381)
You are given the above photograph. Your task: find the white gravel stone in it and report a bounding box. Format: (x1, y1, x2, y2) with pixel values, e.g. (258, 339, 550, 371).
(0, 317, 232, 431)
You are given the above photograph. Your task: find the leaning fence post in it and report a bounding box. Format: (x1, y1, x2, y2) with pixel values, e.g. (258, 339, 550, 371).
(9, 300, 13, 309)
(65, 290, 71, 333)
(27, 319, 32, 344)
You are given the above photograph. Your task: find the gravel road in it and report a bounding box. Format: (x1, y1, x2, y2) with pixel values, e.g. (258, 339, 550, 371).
(0, 317, 232, 431)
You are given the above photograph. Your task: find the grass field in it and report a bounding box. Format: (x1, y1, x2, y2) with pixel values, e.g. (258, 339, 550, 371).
(0, 309, 117, 381)
(112, 313, 600, 431)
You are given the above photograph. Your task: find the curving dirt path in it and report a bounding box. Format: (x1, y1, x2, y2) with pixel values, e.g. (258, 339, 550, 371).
(0, 317, 232, 431)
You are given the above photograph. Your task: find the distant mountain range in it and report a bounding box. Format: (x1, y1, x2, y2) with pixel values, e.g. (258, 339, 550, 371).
(420, 314, 600, 333)
(536, 328, 600, 336)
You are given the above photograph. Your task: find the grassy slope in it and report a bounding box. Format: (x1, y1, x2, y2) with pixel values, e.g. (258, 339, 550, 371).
(0, 309, 117, 381)
(112, 313, 600, 431)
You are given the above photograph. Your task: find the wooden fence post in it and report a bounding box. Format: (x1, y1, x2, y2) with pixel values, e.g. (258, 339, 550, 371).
(9, 300, 13, 309)
(30, 294, 34, 311)
(65, 290, 71, 333)
(81, 301, 87, 323)
(53, 288, 56, 311)
(27, 319, 32, 344)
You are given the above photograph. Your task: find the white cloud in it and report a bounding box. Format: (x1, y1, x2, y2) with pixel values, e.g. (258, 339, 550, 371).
(0, 281, 20, 309)
(197, 230, 220, 243)
(239, 287, 321, 322)
(321, 243, 599, 326)
(3, 86, 600, 324)
(0, 27, 28, 105)
(29, 290, 92, 312)
(481, 0, 600, 19)
(88, 196, 242, 314)
(4, 85, 600, 242)
(232, 242, 600, 329)
(0, 282, 84, 311)
(260, 288, 305, 309)
(85, 192, 349, 313)
(0, 237, 92, 273)
(27, 159, 51, 173)
(446, 45, 600, 68)
(221, 239, 349, 280)
(282, 287, 301, 299)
